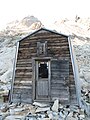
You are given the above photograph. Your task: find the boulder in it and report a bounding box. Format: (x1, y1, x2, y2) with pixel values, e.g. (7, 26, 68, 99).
(5, 115, 25, 120)
(79, 114, 85, 119)
(51, 99, 59, 112)
(35, 107, 50, 113)
(66, 112, 78, 120)
(33, 102, 49, 107)
(1, 104, 9, 112)
(59, 111, 66, 119)
(83, 72, 90, 83)
(47, 111, 53, 119)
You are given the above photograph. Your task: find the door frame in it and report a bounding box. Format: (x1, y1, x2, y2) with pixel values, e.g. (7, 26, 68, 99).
(32, 57, 51, 102)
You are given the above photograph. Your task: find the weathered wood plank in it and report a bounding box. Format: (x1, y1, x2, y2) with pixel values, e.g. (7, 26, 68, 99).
(19, 42, 69, 48)
(21, 35, 67, 42)
(14, 82, 32, 86)
(51, 83, 66, 87)
(20, 40, 68, 47)
(51, 86, 69, 90)
(17, 53, 36, 58)
(51, 79, 66, 84)
(51, 69, 69, 72)
(18, 49, 69, 55)
(51, 59, 69, 102)
(18, 52, 70, 57)
(13, 86, 32, 89)
(20, 41, 68, 46)
(17, 54, 70, 59)
(17, 59, 32, 62)
(37, 81, 49, 96)
(13, 87, 32, 91)
(16, 66, 32, 72)
(14, 80, 32, 84)
(16, 62, 32, 67)
(51, 93, 69, 97)
(15, 74, 32, 78)
(19, 48, 36, 53)
(16, 66, 32, 70)
(12, 29, 76, 104)
(12, 93, 32, 99)
(12, 97, 32, 103)
(16, 72, 32, 75)
(14, 78, 32, 81)
(17, 61, 32, 64)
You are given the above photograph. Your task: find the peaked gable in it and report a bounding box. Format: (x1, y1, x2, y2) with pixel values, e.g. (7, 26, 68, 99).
(19, 28, 68, 42)
(11, 27, 80, 106)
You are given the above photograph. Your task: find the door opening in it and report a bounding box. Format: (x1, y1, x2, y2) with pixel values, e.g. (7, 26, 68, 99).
(38, 61, 48, 79)
(34, 59, 50, 101)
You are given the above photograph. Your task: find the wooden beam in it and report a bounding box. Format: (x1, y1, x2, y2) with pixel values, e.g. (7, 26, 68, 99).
(68, 36, 81, 106)
(10, 42, 19, 103)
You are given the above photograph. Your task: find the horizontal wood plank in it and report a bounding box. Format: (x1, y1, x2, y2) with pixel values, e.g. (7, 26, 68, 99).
(12, 29, 76, 104)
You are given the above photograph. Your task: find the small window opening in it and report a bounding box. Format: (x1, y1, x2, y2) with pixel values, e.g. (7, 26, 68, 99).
(37, 41, 47, 56)
(38, 61, 48, 78)
(39, 44, 45, 54)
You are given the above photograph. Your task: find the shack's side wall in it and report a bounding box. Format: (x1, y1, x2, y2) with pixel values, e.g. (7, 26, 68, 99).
(12, 30, 77, 104)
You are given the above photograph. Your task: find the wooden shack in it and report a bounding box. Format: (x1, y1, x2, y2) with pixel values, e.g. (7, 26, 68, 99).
(11, 28, 80, 105)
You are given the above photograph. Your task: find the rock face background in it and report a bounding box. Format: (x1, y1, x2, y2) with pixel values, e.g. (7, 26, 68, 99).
(0, 16, 43, 94)
(0, 15, 90, 102)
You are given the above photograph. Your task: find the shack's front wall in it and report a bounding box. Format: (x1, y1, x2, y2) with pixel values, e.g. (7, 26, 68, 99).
(12, 29, 77, 104)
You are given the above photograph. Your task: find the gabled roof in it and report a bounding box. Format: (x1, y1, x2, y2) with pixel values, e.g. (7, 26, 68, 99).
(19, 27, 68, 42)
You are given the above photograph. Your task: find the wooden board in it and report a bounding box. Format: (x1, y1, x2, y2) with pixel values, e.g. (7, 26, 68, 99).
(12, 28, 77, 104)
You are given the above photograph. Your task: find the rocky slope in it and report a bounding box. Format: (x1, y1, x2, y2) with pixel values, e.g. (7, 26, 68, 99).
(0, 16, 43, 94)
(0, 15, 90, 104)
(54, 17, 90, 86)
(53, 17, 90, 106)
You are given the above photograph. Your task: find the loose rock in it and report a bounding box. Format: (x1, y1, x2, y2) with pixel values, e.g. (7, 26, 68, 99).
(35, 107, 50, 113)
(52, 99, 59, 112)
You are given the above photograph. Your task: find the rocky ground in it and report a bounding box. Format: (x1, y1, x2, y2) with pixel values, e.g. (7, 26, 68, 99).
(0, 16, 43, 95)
(0, 100, 89, 120)
(71, 37, 90, 105)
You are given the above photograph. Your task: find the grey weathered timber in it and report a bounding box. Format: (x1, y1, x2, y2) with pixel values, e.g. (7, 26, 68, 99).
(68, 36, 81, 106)
(10, 42, 19, 102)
(32, 57, 51, 102)
(51, 59, 70, 103)
(11, 28, 77, 105)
